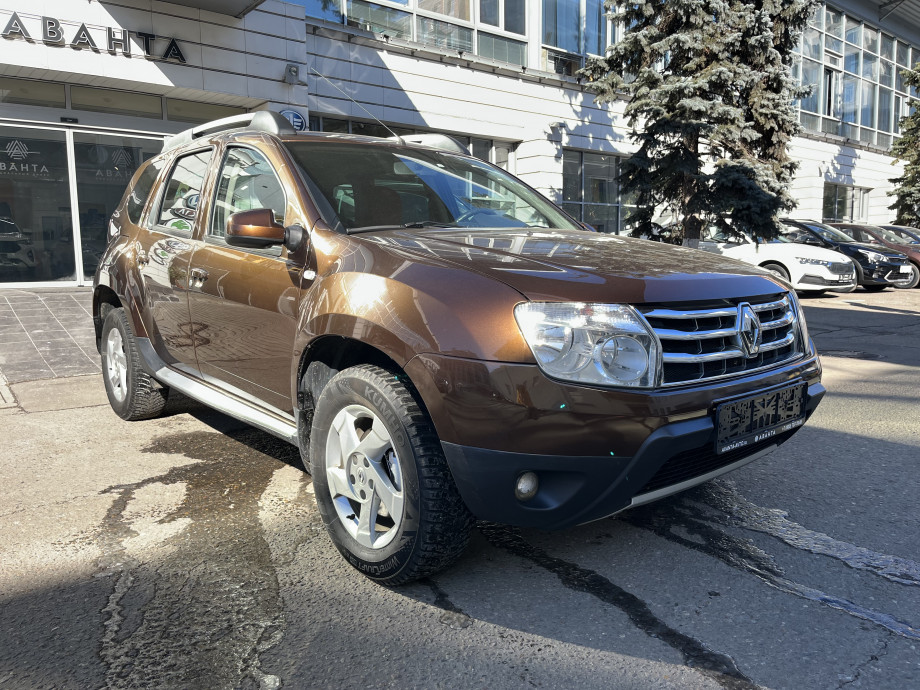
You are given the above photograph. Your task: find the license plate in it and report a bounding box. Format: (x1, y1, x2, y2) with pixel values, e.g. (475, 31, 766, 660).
(715, 384, 806, 454)
(900, 265, 912, 274)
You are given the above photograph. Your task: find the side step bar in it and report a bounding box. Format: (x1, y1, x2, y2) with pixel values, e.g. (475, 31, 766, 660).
(136, 337, 299, 445)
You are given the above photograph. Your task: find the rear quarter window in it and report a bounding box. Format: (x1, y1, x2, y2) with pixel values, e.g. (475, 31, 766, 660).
(125, 160, 164, 225)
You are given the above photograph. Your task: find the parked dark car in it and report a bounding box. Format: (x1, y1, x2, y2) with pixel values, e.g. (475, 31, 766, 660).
(93, 112, 825, 584)
(882, 224, 920, 244)
(779, 219, 912, 291)
(832, 223, 920, 289)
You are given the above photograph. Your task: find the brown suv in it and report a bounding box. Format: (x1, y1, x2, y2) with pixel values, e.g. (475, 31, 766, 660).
(93, 112, 825, 584)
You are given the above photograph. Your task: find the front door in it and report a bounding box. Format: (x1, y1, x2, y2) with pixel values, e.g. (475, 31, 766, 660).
(186, 145, 308, 414)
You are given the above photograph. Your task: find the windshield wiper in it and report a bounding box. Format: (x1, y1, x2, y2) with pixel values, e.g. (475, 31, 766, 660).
(402, 221, 459, 228)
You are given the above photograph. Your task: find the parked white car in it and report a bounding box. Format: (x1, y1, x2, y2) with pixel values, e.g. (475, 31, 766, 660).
(698, 228, 856, 293)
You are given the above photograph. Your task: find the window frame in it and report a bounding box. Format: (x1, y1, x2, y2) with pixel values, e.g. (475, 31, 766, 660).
(206, 144, 289, 258)
(150, 147, 214, 239)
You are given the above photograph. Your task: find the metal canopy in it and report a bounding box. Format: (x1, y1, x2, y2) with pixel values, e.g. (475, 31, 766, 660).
(872, 0, 920, 28)
(164, 0, 266, 18)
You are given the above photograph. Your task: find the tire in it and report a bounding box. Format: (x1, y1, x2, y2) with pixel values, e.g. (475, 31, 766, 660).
(761, 262, 790, 282)
(100, 308, 169, 420)
(309, 364, 473, 585)
(893, 263, 920, 290)
(862, 284, 888, 292)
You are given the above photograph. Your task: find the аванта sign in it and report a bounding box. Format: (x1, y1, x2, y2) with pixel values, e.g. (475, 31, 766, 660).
(1, 11, 186, 63)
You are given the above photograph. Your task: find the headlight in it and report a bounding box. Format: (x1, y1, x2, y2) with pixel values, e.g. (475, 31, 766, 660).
(858, 249, 886, 264)
(514, 302, 661, 388)
(796, 257, 833, 266)
(788, 291, 813, 356)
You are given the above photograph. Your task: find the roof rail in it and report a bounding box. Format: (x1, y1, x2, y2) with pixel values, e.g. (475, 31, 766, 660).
(388, 133, 469, 155)
(161, 111, 296, 153)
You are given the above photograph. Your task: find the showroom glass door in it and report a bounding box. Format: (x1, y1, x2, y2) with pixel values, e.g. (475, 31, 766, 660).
(0, 125, 75, 284)
(73, 132, 162, 280)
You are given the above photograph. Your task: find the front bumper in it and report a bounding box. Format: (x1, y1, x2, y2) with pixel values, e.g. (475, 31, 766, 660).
(406, 353, 824, 529)
(860, 260, 912, 285)
(441, 380, 824, 528)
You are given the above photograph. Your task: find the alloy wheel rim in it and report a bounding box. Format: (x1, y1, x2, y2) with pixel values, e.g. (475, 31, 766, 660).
(105, 328, 128, 403)
(325, 404, 404, 550)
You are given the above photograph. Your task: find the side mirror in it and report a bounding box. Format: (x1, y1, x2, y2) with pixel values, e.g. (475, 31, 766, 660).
(226, 209, 286, 248)
(802, 236, 824, 246)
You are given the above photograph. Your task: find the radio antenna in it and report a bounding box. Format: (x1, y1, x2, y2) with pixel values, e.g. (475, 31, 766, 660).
(308, 66, 404, 142)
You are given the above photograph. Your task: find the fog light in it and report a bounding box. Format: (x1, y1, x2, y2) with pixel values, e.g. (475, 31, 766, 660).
(515, 472, 539, 501)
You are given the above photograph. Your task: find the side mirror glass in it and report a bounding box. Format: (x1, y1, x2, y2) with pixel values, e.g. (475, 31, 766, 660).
(226, 209, 285, 248)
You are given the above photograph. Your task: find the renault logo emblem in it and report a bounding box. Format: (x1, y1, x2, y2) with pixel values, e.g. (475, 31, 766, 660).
(736, 303, 762, 357)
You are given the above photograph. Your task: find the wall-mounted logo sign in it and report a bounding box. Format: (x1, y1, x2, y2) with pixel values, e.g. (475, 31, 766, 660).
(2, 11, 186, 63)
(280, 110, 307, 132)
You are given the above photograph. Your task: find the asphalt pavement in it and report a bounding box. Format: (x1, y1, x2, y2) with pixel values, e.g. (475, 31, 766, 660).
(0, 286, 918, 689)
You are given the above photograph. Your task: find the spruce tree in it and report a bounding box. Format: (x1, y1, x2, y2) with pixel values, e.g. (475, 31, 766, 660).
(888, 63, 920, 228)
(581, 1, 816, 244)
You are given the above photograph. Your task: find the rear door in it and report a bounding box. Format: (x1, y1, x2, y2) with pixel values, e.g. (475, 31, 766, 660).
(137, 148, 214, 373)
(186, 143, 310, 414)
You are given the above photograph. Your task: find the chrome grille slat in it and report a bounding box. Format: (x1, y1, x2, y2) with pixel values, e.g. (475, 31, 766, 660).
(641, 293, 803, 386)
(654, 326, 738, 341)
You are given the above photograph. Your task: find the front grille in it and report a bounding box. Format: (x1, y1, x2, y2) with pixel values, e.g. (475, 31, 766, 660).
(640, 293, 803, 386)
(637, 428, 798, 495)
(829, 261, 854, 275)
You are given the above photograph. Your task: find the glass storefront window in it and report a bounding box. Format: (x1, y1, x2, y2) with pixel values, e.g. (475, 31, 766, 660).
(0, 126, 75, 283)
(0, 77, 65, 109)
(73, 132, 162, 278)
(71, 86, 162, 119)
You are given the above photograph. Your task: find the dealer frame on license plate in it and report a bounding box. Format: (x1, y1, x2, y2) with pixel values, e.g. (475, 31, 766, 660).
(715, 383, 806, 454)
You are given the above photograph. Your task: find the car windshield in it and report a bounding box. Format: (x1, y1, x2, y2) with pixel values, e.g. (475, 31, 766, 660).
(285, 141, 580, 233)
(799, 222, 857, 243)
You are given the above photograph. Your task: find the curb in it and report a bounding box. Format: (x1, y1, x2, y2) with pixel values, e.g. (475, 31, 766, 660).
(0, 371, 17, 409)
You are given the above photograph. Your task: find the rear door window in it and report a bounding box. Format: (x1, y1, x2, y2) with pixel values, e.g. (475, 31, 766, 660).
(155, 150, 212, 235)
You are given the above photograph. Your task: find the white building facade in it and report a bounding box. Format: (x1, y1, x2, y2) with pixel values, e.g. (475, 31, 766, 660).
(1, 0, 918, 287)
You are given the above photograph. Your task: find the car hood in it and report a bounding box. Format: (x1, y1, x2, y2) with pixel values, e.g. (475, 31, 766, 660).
(835, 240, 907, 258)
(364, 228, 786, 303)
(753, 242, 852, 263)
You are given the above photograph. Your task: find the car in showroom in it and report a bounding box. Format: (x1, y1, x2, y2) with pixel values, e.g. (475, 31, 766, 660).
(698, 226, 856, 294)
(779, 219, 912, 291)
(831, 223, 920, 289)
(93, 112, 825, 585)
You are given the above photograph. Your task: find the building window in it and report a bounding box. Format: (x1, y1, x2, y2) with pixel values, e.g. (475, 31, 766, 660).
(795, 3, 917, 149)
(560, 150, 625, 234)
(346, 0, 412, 39)
(822, 183, 869, 222)
(478, 32, 526, 65)
(0, 76, 65, 109)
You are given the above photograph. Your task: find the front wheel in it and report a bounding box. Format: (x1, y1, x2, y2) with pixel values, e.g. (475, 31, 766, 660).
(761, 262, 790, 282)
(893, 263, 920, 289)
(309, 364, 473, 585)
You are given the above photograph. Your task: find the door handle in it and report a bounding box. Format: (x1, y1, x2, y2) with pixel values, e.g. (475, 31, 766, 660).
(189, 267, 209, 287)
